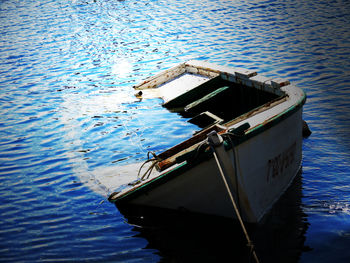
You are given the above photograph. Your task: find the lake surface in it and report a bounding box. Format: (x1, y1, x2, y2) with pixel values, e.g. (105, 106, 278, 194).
(1, 0, 350, 262)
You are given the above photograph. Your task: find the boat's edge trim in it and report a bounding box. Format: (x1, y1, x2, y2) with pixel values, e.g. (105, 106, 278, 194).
(246, 88, 306, 138)
(111, 161, 190, 204)
(133, 60, 291, 98)
(133, 63, 186, 90)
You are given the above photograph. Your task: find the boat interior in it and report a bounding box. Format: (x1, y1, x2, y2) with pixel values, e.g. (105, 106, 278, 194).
(163, 75, 281, 128)
(151, 74, 286, 171)
(133, 63, 288, 172)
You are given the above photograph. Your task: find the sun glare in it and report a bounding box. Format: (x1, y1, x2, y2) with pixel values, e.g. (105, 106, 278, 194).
(111, 59, 133, 78)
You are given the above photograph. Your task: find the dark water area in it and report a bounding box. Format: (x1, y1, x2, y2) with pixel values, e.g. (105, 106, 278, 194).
(0, 0, 349, 262)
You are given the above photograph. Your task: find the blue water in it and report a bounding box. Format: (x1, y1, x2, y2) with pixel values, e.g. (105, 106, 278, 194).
(1, 0, 350, 262)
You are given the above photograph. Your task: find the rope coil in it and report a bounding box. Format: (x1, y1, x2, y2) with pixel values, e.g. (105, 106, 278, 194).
(137, 151, 161, 181)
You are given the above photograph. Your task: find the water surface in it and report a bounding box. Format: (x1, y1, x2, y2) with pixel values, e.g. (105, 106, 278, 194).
(1, 0, 350, 262)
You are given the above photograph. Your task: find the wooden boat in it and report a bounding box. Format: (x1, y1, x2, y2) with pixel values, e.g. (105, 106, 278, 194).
(108, 60, 306, 223)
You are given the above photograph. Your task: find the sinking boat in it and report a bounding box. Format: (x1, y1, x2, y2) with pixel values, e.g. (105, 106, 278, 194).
(108, 60, 306, 223)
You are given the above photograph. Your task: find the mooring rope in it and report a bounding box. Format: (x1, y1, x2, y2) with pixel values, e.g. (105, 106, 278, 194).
(207, 131, 260, 263)
(222, 132, 242, 215)
(137, 151, 161, 181)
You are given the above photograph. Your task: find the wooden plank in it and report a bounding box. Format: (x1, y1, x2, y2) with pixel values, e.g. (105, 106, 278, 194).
(185, 86, 230, 113)
(134, 63, 186, 90)
(163, 75, 227, 108)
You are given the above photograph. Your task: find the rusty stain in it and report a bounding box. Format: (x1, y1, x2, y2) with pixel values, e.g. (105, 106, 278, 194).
(278, 80, 290, 87)
(247, 97, 289, 132)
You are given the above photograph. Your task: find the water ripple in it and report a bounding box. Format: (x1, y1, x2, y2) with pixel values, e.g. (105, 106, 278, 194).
(0, 0, 350, 262)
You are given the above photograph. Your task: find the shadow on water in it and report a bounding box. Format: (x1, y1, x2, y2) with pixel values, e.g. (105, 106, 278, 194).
(116, 171, 309, 263)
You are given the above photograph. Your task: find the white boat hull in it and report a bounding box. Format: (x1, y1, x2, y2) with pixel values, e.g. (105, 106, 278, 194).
(109, 60, 306, 223)
(116, 108, 302, 223)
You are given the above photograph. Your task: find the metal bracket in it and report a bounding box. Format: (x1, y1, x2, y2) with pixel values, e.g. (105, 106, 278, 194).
(207, 130, 223, 147)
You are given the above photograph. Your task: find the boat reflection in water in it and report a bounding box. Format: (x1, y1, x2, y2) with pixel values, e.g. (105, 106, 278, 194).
(117, 171, 309, 263)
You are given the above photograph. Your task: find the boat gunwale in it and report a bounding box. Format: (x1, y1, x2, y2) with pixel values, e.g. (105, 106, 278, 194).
(133, 60, 290, 106)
